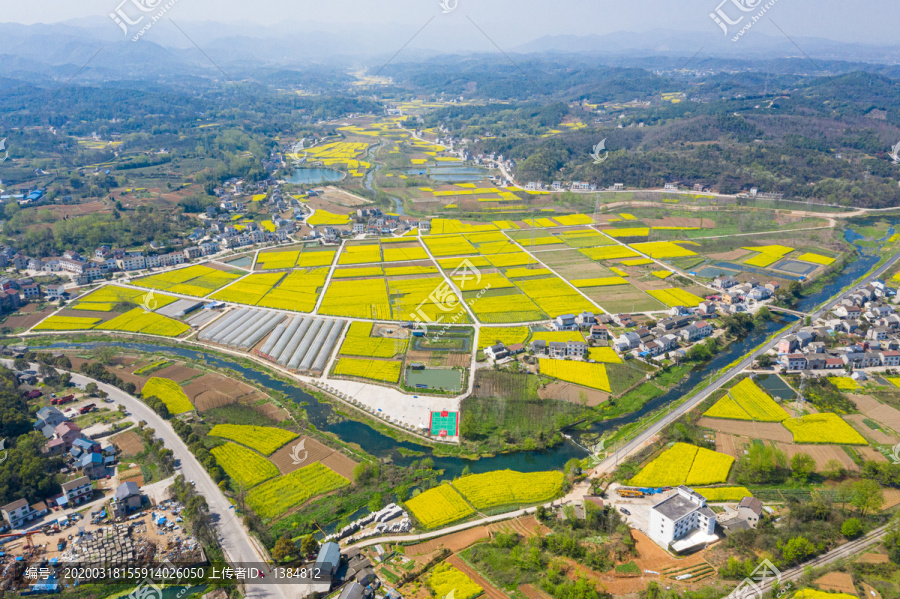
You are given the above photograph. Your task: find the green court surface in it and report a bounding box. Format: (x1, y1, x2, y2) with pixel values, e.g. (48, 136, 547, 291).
(430, 411, 458, 436)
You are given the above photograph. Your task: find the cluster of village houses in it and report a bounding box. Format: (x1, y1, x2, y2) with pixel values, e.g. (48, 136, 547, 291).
(772, 279, 900, 374)
(0, 375, 146, 533)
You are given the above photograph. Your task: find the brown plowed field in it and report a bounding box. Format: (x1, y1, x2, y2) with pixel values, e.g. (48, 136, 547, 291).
(858, 446, 888, 463)
(773, 443, 858, 472)
(5, 304, 56, 330)
(320, 452, 358, 480)
(814, 571, 856, 595)
(404, 526, 492, 564)
(110, 430, 145, 457)
(269, 436, 336, 475)
(538, 381, 608, 406)
(153, 364, 201, 383)
(698, 418, 793, 442)
(850, 394, 900, 433)
(254, 402, 290, 422)
(183, 372, 262, 411)
(715, 433, 748, 458)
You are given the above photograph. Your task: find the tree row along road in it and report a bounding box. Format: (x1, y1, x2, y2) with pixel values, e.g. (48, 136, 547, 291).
(10, 360, 287, 599)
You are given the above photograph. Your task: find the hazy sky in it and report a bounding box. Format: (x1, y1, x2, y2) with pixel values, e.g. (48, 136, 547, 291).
(7, 0, 900, 46)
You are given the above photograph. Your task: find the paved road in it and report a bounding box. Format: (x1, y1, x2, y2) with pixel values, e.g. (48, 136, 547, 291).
(21, 362, 287, 599)
(350, 506, 538, 549)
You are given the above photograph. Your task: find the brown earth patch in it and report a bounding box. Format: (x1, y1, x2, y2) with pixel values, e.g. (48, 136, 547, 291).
(49, 200, 112, 218)
(153, 364, 201, 383)
(850, 394, 900, 433)
(538, 381, 609, 407)
(698, 418, 793, 442)
(4, 304, 57, 330)
(318, 186, 370, 208)
(253, 402, 290, 422)
(773, 443, 858, 472)
(183, 372, 262, 411)
(110, 430, 145, 457)
(320, 452, 358, 480)
(843, 415, 898, 445)
(707, 249, 752, 261)
(446, 555, 509, 599)
(715, 433, 748, 459)
(883, 488, 900, 509)
(861, 582, 882, 599)
(646, 217, 713, 229)
(269, 436, 335, 475)
(814, 571, 856, 595)
(857, 552, 889, 564)
(857, 446, 888, 463)
(518, 584, 552, 599)
(404, 526, 492, 564)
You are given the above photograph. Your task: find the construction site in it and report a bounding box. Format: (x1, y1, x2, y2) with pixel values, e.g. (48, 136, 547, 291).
(0, 503, 204, 593)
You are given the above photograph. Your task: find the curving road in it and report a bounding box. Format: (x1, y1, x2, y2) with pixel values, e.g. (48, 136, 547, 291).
(16, 361, 287, 599)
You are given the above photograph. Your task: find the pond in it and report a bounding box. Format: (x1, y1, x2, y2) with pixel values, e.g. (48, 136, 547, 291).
(754, 374, 797, 400)
(403, 166, 489, 183)
(286, 168, 345, 185)
(405, 367, 463, 392)
(223, 256, 253, 268)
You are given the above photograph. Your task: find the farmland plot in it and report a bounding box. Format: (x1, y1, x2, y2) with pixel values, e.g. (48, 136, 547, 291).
(245, 463, 350, 520)
(211, 442, 280, 488)
(405, 484, 475, 528)
(208, 424, 298, 455)
(452, 470, 564, 509)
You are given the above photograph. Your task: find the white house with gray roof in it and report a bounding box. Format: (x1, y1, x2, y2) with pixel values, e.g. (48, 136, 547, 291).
(648, 486, 717, 552)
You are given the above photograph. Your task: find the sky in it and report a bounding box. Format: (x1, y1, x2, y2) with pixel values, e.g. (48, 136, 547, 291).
(6, 0, 900, 47)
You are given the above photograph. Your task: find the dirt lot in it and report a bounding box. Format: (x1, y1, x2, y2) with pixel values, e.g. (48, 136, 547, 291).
(773, 443, 859, 472)
(707, 249, 752, 261)
(373, 323, 409, 339)
(538, 380, 608, 406)
(698, 418, 793, 442)
(111, 430, 145, 457)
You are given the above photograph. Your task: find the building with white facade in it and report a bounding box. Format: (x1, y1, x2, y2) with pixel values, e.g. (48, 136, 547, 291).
(648, 486, 717, 552)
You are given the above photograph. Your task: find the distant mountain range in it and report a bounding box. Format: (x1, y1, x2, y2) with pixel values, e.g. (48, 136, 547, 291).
(0, 18, 898, 85)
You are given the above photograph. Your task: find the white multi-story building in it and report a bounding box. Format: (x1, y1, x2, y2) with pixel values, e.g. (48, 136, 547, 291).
(648, 486, 717, 551)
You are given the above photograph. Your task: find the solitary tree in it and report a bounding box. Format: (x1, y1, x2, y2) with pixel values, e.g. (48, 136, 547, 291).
(790, 453, 816, 483)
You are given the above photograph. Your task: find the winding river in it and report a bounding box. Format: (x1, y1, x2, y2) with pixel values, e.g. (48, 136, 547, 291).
(43, 219, 891, 477)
